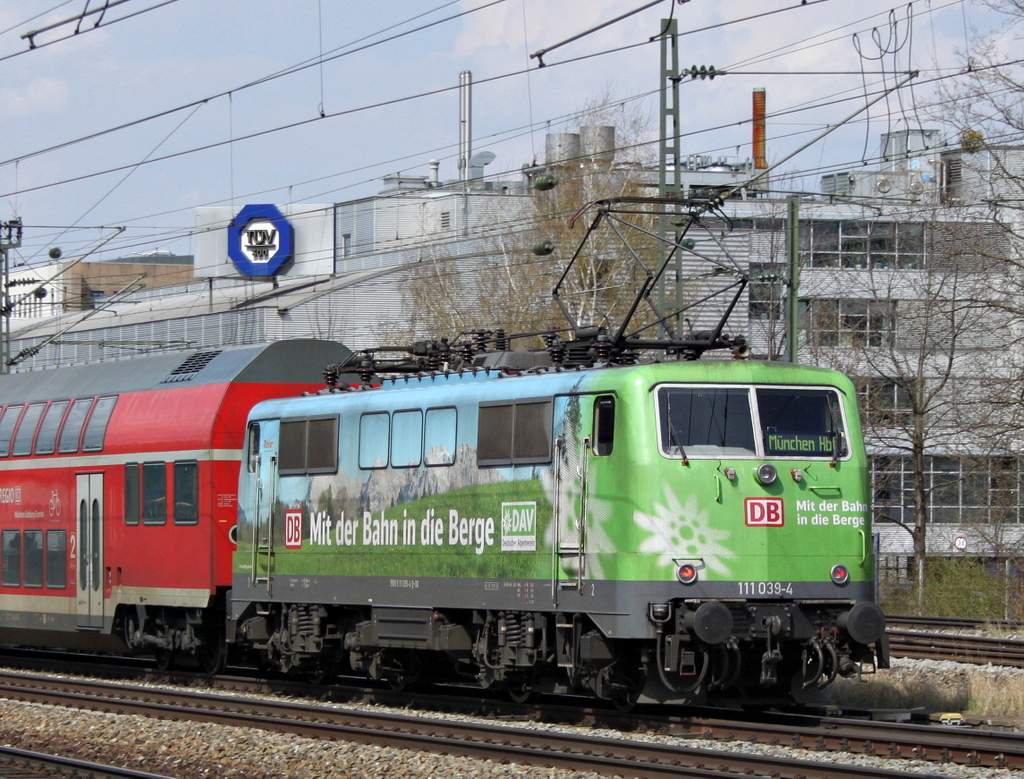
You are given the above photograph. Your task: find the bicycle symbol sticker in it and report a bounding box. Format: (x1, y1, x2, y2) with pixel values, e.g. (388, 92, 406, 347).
(48, 490, 61, 517)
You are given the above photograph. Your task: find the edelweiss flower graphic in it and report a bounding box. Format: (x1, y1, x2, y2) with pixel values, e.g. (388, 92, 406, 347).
(635, 486, 735, 577)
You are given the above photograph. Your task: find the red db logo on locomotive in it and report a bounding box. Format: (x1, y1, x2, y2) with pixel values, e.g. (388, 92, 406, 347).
(745, 497, 784, 527)
(285, 510, 303, 548)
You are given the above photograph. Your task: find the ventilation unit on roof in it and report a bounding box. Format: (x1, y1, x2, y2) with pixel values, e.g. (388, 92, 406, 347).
(161, 350, 222, 383)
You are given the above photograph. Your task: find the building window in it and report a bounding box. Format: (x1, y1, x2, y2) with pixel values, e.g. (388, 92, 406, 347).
(805, 299, 896, 348)
(872, 455, 1021, 525)
(800, 221, 924, 269)
(855, 377, 913, 427)
(342, 233, 352, 257)
(748, 263, 786, 321)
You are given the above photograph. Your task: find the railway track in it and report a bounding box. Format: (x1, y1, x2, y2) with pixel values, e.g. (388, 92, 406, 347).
(0, 663, 1019, 776)
(886, 614, 1024, 666)
(0, 744, 174, 779)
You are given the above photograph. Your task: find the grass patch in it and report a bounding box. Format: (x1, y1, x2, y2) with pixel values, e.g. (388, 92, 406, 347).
(827, 660, 1024, 719)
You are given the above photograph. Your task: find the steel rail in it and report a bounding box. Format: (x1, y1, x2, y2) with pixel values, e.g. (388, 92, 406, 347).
(0, 669, 949, 779)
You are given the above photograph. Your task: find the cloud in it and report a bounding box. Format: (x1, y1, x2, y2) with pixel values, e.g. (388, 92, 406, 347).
(0, 77, 69, 117)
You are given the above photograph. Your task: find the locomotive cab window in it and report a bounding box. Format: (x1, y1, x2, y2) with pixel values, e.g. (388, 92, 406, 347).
(757, 388, 848, 458)
(478, 398, 553, 466)
(593, 396, 615, 456)
(246, 423, 260, 473)
(657, 388, 755, 458)
(656, 385, 849, 460)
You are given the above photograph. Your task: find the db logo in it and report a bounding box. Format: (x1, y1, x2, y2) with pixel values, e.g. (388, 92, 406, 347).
(745, 497, 784, 527)
(285, 510, 303, 548)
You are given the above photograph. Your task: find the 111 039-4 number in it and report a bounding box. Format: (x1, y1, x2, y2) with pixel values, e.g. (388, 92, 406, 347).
(737, 581, 794, 596)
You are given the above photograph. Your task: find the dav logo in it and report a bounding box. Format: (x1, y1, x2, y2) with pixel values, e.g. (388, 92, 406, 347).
(501, 501, 537, 552)
(285, 510, 303, 548)
(745, 497, 784, 527)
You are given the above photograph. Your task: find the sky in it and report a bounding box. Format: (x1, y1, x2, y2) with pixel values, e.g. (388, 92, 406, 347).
(0, 0, 1009, 267)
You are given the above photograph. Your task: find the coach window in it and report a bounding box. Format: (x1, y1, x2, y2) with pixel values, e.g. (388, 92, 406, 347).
(424, 407, 456, 466)
(1, 530, 19, 587)
(81, 396, 117, 452)
(46, 530, 66, 589)
(12, 403, 45, 456)
(359, 412, 390, 469)
(593, 396, 615, 456)
(124, 464, 140, 525)
(58, 398, 94, 454)
(23, 530, 42, 588)
(174, 461, 199, 525)
(35, 401, 69, 455)
(0, 405, 22, 457)
(478, 399, 553, 466)
(142, 462, 167, 525)
(391, 410, 423, 468)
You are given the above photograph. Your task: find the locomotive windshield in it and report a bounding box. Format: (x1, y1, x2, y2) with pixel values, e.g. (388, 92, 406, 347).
(657, 385, 847, 459)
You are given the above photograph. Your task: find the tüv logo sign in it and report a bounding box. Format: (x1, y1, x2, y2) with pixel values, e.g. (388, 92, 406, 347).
(228, 204, 294, 277)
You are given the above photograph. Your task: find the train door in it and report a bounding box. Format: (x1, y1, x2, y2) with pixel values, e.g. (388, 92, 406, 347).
(75, 473, 104, 629)
(249, 420, 279, 594)
(552, 395, 592, 596)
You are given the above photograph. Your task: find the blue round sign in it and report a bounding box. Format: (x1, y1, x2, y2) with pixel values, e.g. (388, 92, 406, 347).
(227, 204, 294, 277)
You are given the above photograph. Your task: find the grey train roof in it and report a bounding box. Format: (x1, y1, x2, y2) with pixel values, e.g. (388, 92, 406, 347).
(0, 340, 350, 405)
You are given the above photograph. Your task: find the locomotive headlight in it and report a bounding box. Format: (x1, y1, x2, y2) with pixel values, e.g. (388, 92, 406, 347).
(676, 562, 699, 585)
(755, 463, 778, 485)
(830, 564, 850, 585)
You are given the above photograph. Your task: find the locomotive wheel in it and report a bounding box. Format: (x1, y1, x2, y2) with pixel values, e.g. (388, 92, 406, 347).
(305, 655, 336, 685)
(154, 649, 175, 672)
(506, 674, 537, 704)
(200, 639, 227, 675)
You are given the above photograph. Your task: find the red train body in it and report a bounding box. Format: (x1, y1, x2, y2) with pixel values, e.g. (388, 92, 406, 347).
(0, 340, 348, 666)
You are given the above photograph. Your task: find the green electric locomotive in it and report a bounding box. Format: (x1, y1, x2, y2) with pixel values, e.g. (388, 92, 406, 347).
(230, 348, 887, 705)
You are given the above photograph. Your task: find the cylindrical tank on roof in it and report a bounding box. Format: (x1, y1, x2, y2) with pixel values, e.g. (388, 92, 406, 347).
(545, 133, 581, 166)
(581, 125, 616, 163)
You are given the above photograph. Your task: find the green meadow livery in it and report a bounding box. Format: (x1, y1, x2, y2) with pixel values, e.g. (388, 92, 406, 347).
(231, 355, 887, 706)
